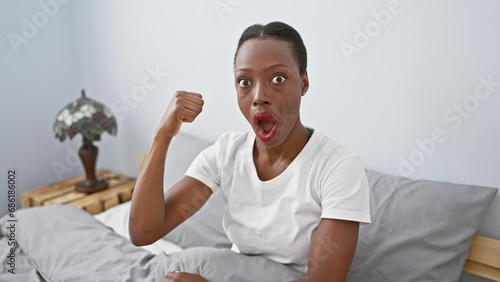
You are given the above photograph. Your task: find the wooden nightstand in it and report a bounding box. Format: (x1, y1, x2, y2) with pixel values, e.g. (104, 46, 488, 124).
(21, 170, 135, 215)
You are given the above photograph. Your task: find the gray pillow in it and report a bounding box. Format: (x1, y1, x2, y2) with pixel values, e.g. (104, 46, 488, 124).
(2, 205, 165, 281)
(347, 170, 498, 282)
(1, 205, 304, 282)
(164, 189, 232, 249)
(162, 132, 232, 249)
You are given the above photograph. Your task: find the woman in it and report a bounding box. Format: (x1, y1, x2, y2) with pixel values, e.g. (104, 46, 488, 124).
(129, 21, 371, 282)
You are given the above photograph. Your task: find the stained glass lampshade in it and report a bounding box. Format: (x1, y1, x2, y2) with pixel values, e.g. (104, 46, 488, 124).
(53, 89, 117, 193)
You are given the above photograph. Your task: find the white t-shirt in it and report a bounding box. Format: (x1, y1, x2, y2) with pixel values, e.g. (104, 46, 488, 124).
(185, 129, 371, 273)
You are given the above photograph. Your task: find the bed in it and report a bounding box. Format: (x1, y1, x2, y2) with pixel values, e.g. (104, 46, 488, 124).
(1, 132, 499, 282)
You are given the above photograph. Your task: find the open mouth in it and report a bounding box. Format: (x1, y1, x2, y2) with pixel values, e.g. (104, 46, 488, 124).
(253, 112, 277, 142)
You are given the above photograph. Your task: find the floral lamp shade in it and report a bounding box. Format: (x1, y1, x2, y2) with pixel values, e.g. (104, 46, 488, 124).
(53, 89, 117, 193)
(53, 90, 117, 142)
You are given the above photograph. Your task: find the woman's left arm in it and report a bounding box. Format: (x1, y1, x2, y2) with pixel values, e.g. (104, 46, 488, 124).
(297, 218, 359, 282)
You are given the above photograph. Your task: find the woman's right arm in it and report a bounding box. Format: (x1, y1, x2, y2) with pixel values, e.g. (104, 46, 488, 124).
(129, 91, 211, 246)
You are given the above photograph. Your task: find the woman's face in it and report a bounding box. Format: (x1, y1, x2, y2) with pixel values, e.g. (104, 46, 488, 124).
(234, 38, 308, 147)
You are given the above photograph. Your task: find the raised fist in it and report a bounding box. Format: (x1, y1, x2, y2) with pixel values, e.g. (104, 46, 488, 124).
(156, 91, 204, 138)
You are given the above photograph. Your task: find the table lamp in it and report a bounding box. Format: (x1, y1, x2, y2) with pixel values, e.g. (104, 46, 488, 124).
(53, 89, 117, 193)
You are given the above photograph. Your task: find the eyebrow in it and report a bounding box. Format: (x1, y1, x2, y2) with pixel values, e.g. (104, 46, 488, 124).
(235, 63, 290, 73)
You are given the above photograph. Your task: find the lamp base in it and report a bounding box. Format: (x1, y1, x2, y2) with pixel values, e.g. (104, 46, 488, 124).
(75, 179, 108, 193)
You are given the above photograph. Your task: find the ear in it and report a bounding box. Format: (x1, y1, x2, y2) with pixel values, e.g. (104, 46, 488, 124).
(301, 71, 309, 96)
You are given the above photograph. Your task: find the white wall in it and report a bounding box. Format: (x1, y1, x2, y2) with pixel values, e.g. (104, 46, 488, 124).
(73, 2, 500, 281)
(75, 0, 500, 227)
(0, 0, 82, 216)
(2, 1, 498, 281)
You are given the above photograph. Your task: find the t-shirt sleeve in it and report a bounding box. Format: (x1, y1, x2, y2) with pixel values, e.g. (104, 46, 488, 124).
(185, 141, 221, 192)
(320, 155, 371, 224)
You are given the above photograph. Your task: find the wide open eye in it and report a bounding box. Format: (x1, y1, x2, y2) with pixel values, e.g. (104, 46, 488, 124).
(271, 75, 286, 84)
(238, 79, 251, 88)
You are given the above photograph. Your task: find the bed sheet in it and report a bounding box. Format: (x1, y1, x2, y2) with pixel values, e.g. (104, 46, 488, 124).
(0, 205, 305, 281)
(0, 236, 45, 282)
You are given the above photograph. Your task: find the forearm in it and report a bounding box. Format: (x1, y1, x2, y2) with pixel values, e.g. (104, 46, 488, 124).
(129, 90, 204, 245)
(129, 132, 172, 245)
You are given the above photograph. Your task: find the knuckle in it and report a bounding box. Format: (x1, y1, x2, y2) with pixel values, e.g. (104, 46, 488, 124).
(174, 98, 183, 107)
(174, 90, 184, 97)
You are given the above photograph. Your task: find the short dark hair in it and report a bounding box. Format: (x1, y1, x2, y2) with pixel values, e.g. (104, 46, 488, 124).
(234, 21, 308, 75)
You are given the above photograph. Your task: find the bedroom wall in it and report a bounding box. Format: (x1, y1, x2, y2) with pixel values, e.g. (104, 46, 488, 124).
(74, 0, 499, 225)
(0, 1, 81, 217)
(73, 2, 499, 281)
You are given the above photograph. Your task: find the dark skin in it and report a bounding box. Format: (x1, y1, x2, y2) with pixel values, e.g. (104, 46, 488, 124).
(234, 38, 310, 180)
(130, 38, 359, 282)
(235, 38, 359, 282)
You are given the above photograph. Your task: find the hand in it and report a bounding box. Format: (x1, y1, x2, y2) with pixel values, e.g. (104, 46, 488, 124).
(156, 91, 204, 138)
(162, 271, 207, 282)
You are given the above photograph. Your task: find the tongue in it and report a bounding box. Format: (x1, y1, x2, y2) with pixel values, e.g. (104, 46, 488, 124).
(260, 120, 275, 134)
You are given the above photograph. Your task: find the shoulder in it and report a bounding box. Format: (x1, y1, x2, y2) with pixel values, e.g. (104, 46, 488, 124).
(212, 131, 251, 151)
(205, 131, 251, 161)
(307, 130, 368, 192)
(186, 131, 251, 184)
(215, 131, 250, 145)
(311, 130, 363, 170)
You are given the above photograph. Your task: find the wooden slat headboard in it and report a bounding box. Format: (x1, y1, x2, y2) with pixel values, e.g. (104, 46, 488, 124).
(464, 235, 500, 281)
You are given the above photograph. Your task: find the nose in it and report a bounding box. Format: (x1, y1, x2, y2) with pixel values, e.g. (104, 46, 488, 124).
(252, 83, 271, 107)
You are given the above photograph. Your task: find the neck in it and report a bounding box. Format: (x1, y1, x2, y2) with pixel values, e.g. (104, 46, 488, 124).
(253, 120, 309, 164)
